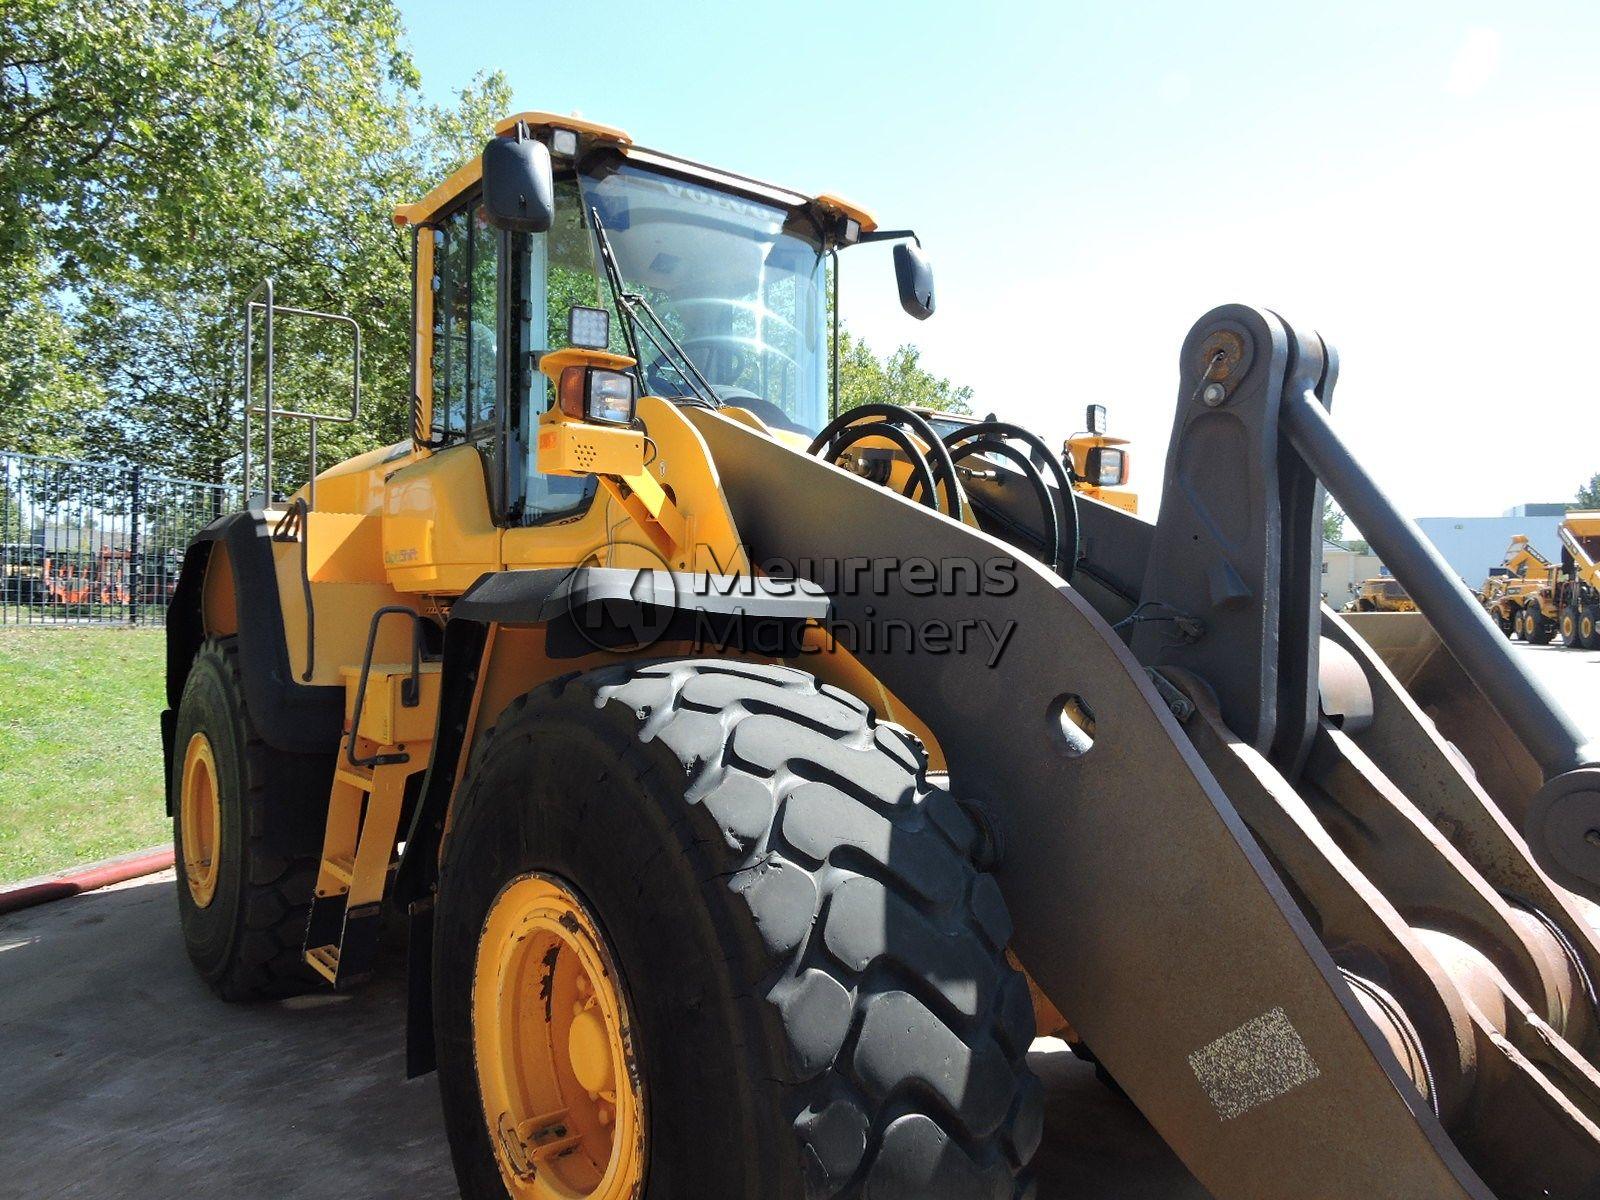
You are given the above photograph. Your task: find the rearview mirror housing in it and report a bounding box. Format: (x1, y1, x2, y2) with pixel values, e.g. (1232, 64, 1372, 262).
(481, 132, 554, 233)
(893, 242, 935, 320)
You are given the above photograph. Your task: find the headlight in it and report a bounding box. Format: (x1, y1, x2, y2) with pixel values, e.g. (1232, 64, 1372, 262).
(1086, 446, 1126, 487)
(559, 366, 637, 426)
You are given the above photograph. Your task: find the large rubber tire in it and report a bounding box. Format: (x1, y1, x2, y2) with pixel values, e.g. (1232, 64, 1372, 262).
(433, 659, 1041, 1200)
(1582, 604, 1600, 651)
(1560, 607, 1580, 647)
(170, 638, 333, 1000)
(1525, 601, 1555, 646)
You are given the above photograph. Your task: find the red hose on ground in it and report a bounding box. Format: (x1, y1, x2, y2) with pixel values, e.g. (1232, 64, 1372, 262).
(0, 847, 174, 917)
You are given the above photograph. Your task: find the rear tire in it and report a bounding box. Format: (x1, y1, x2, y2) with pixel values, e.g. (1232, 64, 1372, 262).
(170, 638, 333, 1000)
(1561, 611, 1587, 649)
(433, 659, 1041, 1200)
(1582, 604, 1600, 651)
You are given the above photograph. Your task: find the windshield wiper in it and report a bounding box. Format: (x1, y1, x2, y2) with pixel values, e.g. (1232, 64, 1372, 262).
(589, 206, 721, 409)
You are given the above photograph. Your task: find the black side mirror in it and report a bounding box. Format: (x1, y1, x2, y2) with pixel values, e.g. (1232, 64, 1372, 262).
(481, 131, 554, 233)
(893, 242, 935, 320)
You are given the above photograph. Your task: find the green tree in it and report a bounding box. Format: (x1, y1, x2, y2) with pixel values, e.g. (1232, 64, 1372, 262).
(4, 0, 510, 487)
(1323, 495, 1346, 545)
(834, 328, 972, 416)
(1575, 473, 1600, 510)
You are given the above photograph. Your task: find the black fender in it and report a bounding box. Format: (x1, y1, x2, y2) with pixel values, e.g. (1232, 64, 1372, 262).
(162, 510, 344, 809)
(396, 565, 828, 1077)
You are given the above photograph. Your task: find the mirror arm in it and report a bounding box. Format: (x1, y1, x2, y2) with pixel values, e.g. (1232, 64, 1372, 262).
(856, 228, 921, 247)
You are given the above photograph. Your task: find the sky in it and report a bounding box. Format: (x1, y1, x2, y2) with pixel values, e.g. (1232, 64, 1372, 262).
(393, 0, 1600, 519)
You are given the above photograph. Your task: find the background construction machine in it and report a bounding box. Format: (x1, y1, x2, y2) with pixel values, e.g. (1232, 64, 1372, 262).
(1345, 574, 1417, 613)
(164, 113, 1600, 1199)
(1480, 522, 1600, 649)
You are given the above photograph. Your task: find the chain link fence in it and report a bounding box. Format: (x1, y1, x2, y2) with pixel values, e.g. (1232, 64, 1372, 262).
(1, 450, 229, 626)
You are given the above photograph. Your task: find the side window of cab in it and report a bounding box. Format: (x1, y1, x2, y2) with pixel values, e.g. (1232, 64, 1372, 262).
(430, 202, 499, 447)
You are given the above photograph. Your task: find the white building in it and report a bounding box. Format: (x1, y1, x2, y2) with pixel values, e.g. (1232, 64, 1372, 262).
(1415, 503, 1568, 585)
(1322, 540, 1385, 606)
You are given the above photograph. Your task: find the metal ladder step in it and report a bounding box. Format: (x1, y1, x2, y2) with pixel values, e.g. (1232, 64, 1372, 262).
(305, 944, 340, 984)
(322, 854, 355, 888)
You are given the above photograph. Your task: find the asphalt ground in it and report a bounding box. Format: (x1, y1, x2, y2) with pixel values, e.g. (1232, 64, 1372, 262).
(1, 640, 1591, 1199)
(0, 869, 1205, 1199)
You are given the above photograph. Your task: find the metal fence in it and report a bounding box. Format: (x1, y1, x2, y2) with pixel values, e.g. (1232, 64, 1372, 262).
(0, 450, 229, 626)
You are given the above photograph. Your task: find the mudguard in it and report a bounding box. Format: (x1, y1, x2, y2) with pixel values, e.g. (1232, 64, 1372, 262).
(162, 510, 343, 805)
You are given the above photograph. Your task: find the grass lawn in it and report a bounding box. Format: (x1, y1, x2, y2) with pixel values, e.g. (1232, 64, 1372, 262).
(0, 626, 169, 883)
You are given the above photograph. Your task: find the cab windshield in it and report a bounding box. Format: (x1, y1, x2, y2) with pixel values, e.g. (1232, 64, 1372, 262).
(576, 163, 829, 434)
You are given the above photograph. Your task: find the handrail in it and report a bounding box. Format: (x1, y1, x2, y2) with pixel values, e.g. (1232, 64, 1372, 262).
(242, 279, 362, 509)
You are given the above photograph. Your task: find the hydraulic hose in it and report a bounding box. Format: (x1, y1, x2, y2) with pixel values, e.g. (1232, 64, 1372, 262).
(817, 422, 939, 511)
(808, 403, 965, 521)
(943, 421, 1080, 579)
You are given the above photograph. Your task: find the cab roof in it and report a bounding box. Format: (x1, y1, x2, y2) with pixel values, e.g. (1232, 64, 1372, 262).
(393, 111, 877, 237)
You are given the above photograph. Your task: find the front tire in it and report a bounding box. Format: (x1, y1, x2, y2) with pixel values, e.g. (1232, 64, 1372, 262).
(433, 659, 1041, 1200)
(1525, 601, 1555, 646)
(170, 638, 333, 1000)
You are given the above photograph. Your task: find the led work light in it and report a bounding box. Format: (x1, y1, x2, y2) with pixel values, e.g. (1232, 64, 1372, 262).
(567, 305, 611, 350)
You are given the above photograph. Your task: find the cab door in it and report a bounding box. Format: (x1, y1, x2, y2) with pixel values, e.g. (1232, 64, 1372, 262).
(383, 195, 502, 594)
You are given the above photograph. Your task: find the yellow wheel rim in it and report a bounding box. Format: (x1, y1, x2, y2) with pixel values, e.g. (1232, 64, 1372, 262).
(179, 732, 222, 908)
(473, 874, 646, 1200)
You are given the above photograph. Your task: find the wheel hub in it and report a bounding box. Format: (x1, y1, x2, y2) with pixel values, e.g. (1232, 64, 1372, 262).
(473, 873, 645, 1199)
(178, 731, 222, 908)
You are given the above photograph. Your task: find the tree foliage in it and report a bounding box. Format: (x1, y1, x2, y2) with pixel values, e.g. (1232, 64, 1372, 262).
(2, 0, 970, 487)
(1322, 495, 1346, 545)
(1, 0, 505, 483)
(836, 328, 972, 416)
(1575, 473, 1600, 510)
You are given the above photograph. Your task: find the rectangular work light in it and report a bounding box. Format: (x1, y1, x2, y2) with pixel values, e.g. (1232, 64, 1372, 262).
(559, 366, 637, 426)
(568, 305, 611, 350)
(550, 127, 580, 159)
(1087, 446, 1126, 487)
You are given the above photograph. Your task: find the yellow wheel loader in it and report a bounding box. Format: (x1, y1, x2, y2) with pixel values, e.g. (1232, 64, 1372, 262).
(1344, 574, 1418, 613)
(164, 113, 1600, 1200)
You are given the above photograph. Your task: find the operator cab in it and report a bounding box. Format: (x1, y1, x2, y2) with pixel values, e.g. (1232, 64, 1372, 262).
(393, 113, 932, 530)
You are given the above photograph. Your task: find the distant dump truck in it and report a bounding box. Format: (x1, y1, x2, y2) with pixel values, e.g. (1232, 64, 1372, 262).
(1481, 535, 1555, 640)
(1481, 519, 1600, 649)
(1343, 575, 1415, 612)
